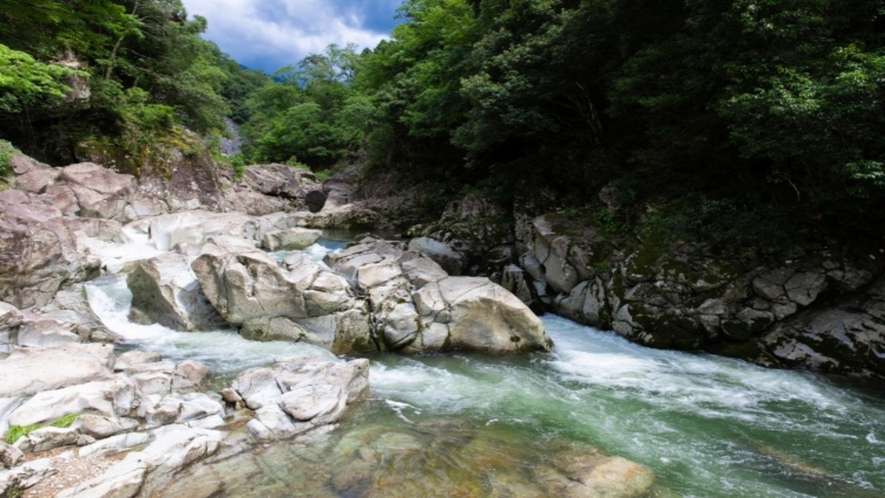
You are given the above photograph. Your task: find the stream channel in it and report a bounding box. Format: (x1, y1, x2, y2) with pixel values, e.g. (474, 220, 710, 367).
(83, 235, 885, 497)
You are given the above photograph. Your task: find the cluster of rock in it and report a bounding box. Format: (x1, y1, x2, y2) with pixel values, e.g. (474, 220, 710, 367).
(0, 153, 573, 496)
(0, 299, 368, 496)
(131, 224, 552, 355)
(392, 188, 885, 382)
(508, 213, 884, 380)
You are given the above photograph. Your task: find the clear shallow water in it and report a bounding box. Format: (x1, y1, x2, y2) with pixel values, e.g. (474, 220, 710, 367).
(84, 237, 885, 497)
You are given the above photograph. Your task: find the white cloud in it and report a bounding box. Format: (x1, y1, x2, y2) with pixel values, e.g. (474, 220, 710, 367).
(180, 0, 398, 72)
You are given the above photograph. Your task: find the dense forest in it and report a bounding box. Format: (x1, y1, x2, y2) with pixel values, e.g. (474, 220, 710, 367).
(2, 0, 885, 246)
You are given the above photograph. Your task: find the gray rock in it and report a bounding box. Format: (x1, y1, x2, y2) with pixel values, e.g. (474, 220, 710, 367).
(0, 344, 115, 398)
(127, 252, 226, 331)
(58, 424, 225, 498)
(15, 426, 81, 453)
(261, 227, 322, 251)
(114, 351, 164, 371)
(399, 251, 448, 289)
(408, 237, 464, 276)
(140, 394, 224, 428)
(233, 356, 369, 442)
(414, 277, 552, 353)
(784, 271, 827, 306)
(0, 457, 56, 497)
(0, 441, 24, 470)
(7, 377, 137, 428)
(75, 415, 139, 440)
(239, 164, 313, 200)
(0, 190, 104, 308)
(59, 162, 137, 221)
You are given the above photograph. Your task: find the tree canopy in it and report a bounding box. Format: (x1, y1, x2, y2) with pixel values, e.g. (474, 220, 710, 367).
(2, 0, 884, 244)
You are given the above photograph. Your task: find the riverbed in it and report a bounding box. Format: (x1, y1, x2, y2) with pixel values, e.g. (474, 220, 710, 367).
(84, 238, 885, 497)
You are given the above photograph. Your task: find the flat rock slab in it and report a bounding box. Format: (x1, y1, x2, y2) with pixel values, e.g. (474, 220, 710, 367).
(0, 344, 115, 398)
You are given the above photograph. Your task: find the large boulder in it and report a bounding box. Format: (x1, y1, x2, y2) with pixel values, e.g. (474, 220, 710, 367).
(131, 210, 255, 252)
(239, 163, 316, 200)
(191, 238, 373, 353)
(127, 252, 226, 331)
(408, 237, 464, 276)
(0, 344, 115, 399)
(414, 277, 552, 353)
(232, 355, 369, 442)
(755, 277, 885, 379)
(0, 189, 110, 308)
(58, 163, 136, 221)
(328, 238, 552, 354)
(261, 227, 322, 251)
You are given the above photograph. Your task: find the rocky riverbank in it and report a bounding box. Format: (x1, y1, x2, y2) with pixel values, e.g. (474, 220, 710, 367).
(406, 191, 885, 384)
(0, 155, 657, 497)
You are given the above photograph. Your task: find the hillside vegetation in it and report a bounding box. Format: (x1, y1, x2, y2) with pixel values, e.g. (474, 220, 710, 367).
(2, 0, 884, 246)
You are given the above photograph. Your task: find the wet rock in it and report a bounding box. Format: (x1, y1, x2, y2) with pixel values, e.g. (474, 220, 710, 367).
(137, 210, 256, 252)
(127, 252, 226, 331)
(192, 239, 371, 353)
(233, 356, 368, 442)
(38, 286, 120, 343)
(414, 277, 552, 353)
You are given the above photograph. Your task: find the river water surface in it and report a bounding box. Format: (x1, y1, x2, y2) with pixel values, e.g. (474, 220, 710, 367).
(84, 238, 885, 497)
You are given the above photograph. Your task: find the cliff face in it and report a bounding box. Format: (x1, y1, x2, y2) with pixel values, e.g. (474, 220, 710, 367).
(515, 213, 885, 382)
(394, 187, 885, 384)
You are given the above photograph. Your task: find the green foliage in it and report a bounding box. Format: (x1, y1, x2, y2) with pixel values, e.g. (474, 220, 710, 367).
(4, 423, 39, 444)
(50, 413, 79, 428)
(0, 44, 83, 113)
(241, 44, 372, 169)
(0, 0, 236, 165)
(346, 0, 885, 245)
(0, 139, 19, 181)
(3, 413, 80, 444)
(229, 152, 245, 179)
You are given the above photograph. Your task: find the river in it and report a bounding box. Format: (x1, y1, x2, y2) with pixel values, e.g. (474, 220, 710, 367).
(84, 237, 885, 497)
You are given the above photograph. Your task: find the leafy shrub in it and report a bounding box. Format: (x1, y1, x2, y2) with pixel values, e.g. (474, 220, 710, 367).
(3, 413, 80, 444)
(0, 139, 19, 182)
(3, 424, 39, 444)
(50, 413, 79, 428)
(229, 152, 245, 179)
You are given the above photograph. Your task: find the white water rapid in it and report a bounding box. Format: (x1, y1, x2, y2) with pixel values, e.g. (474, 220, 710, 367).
(84, 235, 885, 497)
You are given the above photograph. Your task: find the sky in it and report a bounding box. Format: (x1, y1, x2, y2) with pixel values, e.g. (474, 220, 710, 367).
(180, 0, 403, 73)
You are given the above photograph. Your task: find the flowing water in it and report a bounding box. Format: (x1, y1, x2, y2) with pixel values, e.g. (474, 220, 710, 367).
(84, 238, 885, 497)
